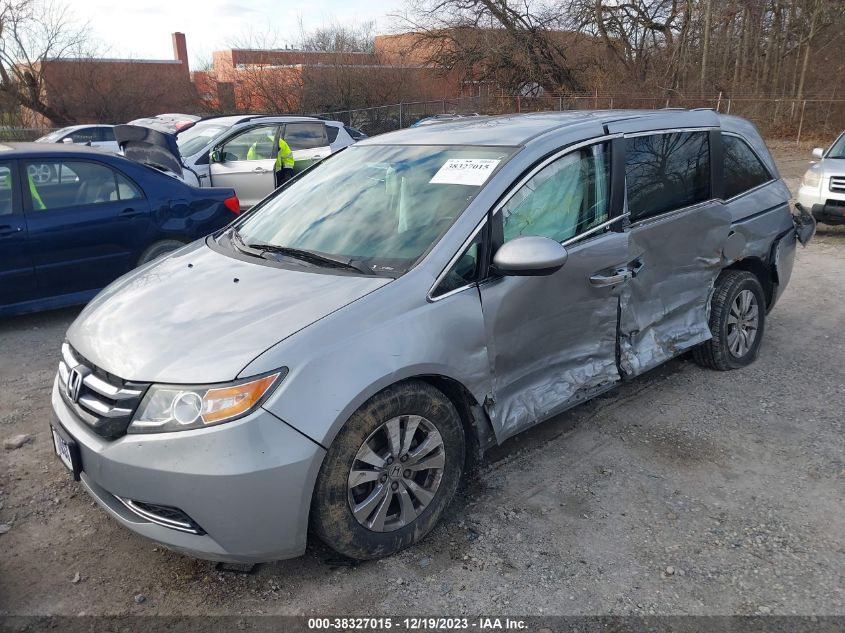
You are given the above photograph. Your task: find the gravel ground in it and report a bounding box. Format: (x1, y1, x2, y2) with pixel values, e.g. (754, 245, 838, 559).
(0, 144, 842, 617)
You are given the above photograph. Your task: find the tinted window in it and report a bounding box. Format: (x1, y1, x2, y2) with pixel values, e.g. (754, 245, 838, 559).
(346, 126, 366, 141)
(24, 160, 142, 210)
(326, 125, 340, 144)
(284, 122, 326, 150)
(723, 134, 771, 198)
(625, 132, 710, 220)
(67, 128, 97, 143)
(0, 163, 14, 215)
(222, 125, 279, 161)
(502, 143, 610, 244)
(96, 127, 116, 142)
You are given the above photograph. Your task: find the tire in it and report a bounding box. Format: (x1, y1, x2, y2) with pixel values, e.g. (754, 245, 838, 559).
(137, 240, 184, 266)
(693, 270, 766, 371)
(311, 380, 465, 560)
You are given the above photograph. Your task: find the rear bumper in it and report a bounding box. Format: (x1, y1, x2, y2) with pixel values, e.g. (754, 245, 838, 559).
(51, 377, 325, 563)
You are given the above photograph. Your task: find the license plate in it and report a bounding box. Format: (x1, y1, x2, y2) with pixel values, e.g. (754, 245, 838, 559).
(51, 423, 80, 480)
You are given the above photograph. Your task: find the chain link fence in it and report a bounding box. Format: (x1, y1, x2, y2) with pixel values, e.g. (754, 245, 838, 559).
(2, 94, 841, 143)
(0, 127, 56, 142)
(316, 94, 845, 142)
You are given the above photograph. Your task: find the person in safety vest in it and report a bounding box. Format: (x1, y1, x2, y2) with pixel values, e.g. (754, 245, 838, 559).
(274, 136, 295, 188)
(4, 171, 45, 210)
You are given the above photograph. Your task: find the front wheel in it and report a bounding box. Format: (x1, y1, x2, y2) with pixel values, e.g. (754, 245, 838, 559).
(693, 270, 766, 370)
(311, 380, 465, 560)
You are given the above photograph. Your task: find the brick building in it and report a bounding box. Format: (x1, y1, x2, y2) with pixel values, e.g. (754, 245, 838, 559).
(24, 33, 196, 126)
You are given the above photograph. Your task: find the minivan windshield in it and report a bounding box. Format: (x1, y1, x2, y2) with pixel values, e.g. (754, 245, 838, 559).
(234, 144, 514, 275)
(177, 123, 232, 157)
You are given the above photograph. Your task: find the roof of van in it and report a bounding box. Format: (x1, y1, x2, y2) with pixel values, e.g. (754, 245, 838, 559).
(358, 109, 725, 147)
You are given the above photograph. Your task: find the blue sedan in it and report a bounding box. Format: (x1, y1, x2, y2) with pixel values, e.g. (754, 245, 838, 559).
(0, 143, 241, 317)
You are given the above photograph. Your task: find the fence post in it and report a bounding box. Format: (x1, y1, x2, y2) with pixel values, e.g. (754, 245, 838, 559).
(727, 99, 731, 114)
(399, 102, 403, 128)
(716, 91, 722, 112)
(558, 95, 562, 111)
(442, 99, 446, 114)
(796, 99, 806, 144)
(610, 97, 613, 110)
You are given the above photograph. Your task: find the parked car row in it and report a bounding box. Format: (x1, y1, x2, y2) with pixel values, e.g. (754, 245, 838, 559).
(36, 114, 366, 210)
(44, 110, 813, 565)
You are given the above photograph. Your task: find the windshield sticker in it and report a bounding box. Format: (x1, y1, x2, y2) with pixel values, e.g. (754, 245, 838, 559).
(430, 159, 501, 186)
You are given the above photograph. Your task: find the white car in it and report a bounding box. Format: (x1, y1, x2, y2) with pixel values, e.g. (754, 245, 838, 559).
(116, 116, 363, 209)
(35, 125, 119, 153)
(796, 131, 845, 225)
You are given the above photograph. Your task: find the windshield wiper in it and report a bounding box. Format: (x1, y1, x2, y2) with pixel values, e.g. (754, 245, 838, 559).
(252, 244, 375, 276)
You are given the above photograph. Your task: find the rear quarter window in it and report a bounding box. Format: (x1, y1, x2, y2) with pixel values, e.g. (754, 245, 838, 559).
(722, 134, 772, 199)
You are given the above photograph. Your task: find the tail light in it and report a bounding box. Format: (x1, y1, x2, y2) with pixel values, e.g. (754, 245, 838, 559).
(224, 195, 240, 215)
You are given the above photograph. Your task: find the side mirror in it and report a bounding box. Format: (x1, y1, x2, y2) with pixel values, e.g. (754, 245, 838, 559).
(210, 149, 222, 163)
(491, 236, 568, 277)
(812, 147, 824, 159)
(61, 138, 74, 144)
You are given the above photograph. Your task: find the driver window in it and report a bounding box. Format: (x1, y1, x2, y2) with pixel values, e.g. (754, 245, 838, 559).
(222, 126, 279, 161)
(501, 143, 610, 244)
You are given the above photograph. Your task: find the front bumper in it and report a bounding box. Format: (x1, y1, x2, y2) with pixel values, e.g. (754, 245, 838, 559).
(51, 378, 325, 563)
(806, 201, 845, 225)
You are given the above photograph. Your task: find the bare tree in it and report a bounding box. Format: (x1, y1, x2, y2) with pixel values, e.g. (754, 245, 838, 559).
(395, 0, 582, 94)
(0, 0, 88, 125)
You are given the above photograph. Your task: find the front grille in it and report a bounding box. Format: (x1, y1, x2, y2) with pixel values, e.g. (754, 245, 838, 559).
(57, 343, 149, 439)
(830, 176, 845, 193)
(116, 497, 206, 534)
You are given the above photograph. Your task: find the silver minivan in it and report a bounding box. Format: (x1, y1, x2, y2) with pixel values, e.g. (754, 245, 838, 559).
(50, 110, 809, 562)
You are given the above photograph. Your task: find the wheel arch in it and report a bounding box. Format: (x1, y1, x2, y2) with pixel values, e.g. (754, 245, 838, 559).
(723, 256, 773, 308)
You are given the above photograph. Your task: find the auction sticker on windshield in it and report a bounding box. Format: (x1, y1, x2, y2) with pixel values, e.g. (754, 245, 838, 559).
(430, 159, 501, 186)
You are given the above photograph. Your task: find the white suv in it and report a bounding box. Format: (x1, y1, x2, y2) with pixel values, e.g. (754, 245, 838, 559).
(796, 131, 845, 225)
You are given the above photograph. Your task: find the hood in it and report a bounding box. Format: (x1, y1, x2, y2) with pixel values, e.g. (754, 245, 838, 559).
(114, 124, 183, 177)
(67, 241, 391, 383)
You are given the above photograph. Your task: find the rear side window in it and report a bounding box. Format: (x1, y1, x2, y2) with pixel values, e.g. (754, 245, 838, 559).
(625, 132, 710, 220)
(97, 127, 116, 143)
(722, 134, 772, 198)
(23, 160, 143, 210)
(0, 162, 15, 215)
(326, 125, 340, 144)
(67, 128, 97, 143)
(346, 126, 366, 141)
(284, 122, 326, 150)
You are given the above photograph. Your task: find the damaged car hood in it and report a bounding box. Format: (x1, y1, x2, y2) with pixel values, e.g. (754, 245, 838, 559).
(114, 124, 184, 177)
(67, 241, 391, 383)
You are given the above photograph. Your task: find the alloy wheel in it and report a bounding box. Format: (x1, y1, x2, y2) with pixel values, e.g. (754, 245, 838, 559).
(347, 414, 445, 532)
(727, 289, 759, 358)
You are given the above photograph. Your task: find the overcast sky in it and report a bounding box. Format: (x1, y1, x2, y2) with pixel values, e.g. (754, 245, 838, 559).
(74, 0, 402, 68)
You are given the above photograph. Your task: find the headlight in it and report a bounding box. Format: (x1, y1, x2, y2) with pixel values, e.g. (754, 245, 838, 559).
(128, 371, 285, 433)
(801, 169, 821, 188)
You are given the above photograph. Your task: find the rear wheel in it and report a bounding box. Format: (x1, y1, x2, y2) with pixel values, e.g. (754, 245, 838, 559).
(311, 381, 465, 560)
(693, 270, 766, 370)
(137, 240, 184, 266)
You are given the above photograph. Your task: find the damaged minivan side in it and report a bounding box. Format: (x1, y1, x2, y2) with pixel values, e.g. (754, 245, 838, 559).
(50, 110, 809, 563)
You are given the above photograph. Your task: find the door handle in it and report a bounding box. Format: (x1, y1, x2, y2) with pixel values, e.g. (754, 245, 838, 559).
(120, 208, 144, 218)
(252, 167, 268, 174)
(0, 224, 22, 237)
(590, 269, 633, 287)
